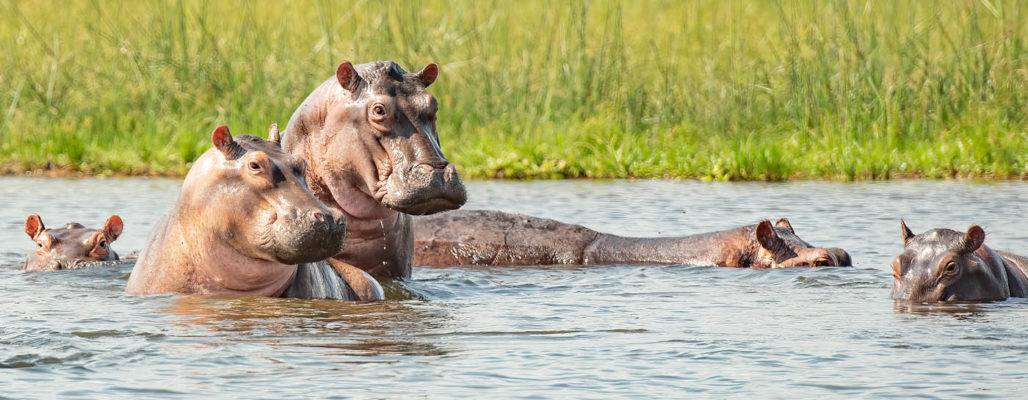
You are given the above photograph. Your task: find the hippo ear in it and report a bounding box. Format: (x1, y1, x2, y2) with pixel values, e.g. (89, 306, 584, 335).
(961, 225, 985, 254)
(267, 123, 281, 145)
(24, 214, 45, 239)
(900, 219, 915, 245)
(211, 125, 241, 158)
(774, 218, 795, 234)
(416, 63, 438, 87)
(756, 220, 787, 255)
(336, 61, 362, 92)
(102, 215, 124, 242)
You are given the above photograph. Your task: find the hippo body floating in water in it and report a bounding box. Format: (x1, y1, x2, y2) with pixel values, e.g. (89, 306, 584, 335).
(282, 60, 851, 278)
(22, 214, 124, 271)
(891, 221, 1028, 303)
(414, 210, 850, 268)
(126, 125, 383, 300)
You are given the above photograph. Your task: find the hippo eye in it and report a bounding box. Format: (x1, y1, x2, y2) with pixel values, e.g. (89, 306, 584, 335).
(248, 161, 263, 172)
(941, 261, 960, 277)
(36, 242, 43, 248)
(98, 240, 106, 248)
(371, 104, 386, 117)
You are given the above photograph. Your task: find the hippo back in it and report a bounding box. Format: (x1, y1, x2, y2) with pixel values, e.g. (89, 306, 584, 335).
(996, 250, 1028, 297)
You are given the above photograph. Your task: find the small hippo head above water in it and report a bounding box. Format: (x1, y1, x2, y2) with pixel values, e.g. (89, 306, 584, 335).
(283, 61, 467, 217)
(891, 221, 1011, 303)
(752, 218, 851, 268)
(23, 214, 123, 271)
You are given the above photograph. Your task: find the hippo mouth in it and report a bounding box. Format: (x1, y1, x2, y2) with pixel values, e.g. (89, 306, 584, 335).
(369, 155, 466, 215)
(387, 195, 465, 215)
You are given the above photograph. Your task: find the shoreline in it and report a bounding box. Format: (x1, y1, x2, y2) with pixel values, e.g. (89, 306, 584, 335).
(4, 166, 1024, 182)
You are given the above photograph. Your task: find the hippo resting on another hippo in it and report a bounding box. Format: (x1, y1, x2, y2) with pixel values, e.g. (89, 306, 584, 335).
(22, 214, 124, 271)
(281, 60, 850, 277)
(414, 210, 850, 268)
(126, 125, 383, 300)
(891, 221, 1028, 303)
(282, 60, 466, 279)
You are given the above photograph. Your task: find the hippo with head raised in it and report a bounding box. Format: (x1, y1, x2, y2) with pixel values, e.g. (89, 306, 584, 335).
(891, 221, 1028, 303)
(284, 60, 851, 276)
(282, 60, 466, 278)
(126, 125, 382, 300)
(414, 211, 851, 268)
(22, 214, 123, 271)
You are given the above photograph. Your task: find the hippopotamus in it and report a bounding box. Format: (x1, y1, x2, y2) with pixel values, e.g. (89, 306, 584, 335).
(282, 61, 466, 279)
(126, 125, 382, 300)
(21, 214, 124, 271)
(414, 210, 851, 268)
(891, 221, 1028, 303)
(282, 60, 851, 277)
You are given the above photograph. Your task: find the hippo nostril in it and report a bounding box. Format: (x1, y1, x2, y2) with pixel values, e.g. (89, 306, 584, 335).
(417, 161, 449, 172)
(415, 163, 437, 174)
(324, 207, 345, 222)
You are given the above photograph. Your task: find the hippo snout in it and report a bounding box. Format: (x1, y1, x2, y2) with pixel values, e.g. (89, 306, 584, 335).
(263, 207, 347, 265)
(383, 161, 466, 215)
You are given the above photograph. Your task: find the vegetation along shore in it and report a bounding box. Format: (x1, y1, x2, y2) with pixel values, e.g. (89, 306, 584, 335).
(0, 0, 1024, 180)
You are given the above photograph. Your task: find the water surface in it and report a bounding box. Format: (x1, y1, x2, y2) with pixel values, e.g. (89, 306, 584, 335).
(1, 178, 1026, 398)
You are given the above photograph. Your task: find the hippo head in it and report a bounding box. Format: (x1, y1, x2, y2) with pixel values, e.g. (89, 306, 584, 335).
(752, 218, 851, 268)
(186, 125, 347, 265)
(23, 214, 123, 271)
(288, 61, 466, 217)
(890, 221, 1009, 303)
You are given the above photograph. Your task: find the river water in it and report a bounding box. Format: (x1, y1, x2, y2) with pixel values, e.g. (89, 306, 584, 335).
(1, 177, 1025, 398)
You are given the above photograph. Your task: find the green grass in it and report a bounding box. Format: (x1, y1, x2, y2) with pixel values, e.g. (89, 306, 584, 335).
(0, 0, 1024, 180)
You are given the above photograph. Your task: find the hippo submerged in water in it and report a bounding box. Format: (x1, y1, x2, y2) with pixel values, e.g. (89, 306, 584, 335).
(281, 60, 851, 277)
(414, 211, 850, 268)
(126, 125, 383, 300)
(22, 214, 124, 271)
(891, 221, 1028, 303)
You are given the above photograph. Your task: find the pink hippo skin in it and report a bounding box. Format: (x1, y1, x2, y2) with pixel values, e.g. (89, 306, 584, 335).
(126, 125, 382, 300)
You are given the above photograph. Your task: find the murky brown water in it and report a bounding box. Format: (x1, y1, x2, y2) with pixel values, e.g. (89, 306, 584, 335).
(1, 178, 1026, 398)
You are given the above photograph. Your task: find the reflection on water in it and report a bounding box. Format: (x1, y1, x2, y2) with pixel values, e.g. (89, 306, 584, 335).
(0, 177, 1026, 398)
(165, 295, 450, 357)
(892, 301, 988, 316)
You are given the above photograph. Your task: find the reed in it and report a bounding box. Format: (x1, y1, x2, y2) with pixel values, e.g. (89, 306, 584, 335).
(0, 0, 1024, 179)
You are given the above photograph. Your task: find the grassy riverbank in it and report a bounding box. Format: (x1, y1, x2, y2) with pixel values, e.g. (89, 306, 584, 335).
(0, 0, 1024, 180)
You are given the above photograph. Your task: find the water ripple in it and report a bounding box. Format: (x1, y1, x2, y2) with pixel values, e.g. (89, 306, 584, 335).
(0, 178, 1026, 398)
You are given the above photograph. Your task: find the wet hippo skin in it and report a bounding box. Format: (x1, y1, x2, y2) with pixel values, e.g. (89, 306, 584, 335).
(22, 214, 123, 271)
(283, 60, 851, 278)
(413, 210, 850, 268)
(282, 61, 464, 279)
(126, 125, 382, 300)
(891, 221, 1028, 303)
